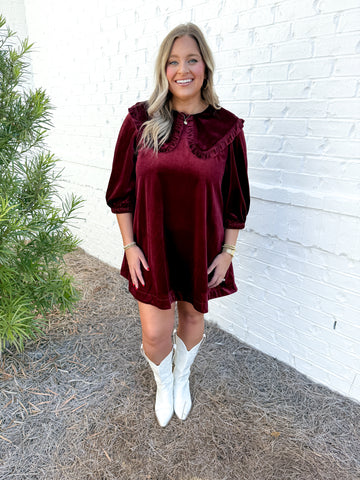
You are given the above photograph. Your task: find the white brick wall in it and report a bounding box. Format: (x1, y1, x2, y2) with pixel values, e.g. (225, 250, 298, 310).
(1, 0, 359, 402)
(0, 0, 27, 42)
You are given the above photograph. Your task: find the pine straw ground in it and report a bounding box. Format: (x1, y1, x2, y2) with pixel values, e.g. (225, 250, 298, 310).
(0, 249, 359, 480)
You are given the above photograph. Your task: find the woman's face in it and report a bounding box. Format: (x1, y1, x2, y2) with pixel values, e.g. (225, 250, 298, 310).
(166, 35, 206, 110)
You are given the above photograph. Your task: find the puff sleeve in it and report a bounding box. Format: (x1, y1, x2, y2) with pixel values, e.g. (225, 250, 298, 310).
(106, 113, 138, 214)
(221, 127, 250, 229)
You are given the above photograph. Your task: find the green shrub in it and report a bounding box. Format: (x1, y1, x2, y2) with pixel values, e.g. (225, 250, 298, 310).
(0, 16, 83, 353)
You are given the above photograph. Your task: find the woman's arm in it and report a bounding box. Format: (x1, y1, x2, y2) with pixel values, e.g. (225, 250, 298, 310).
(224, 228, 239, 248)
(116, 213, 149, 289)
(116, 212, 135, 245)
(209, 124, 250, 289)
(207, 228, 239, 288)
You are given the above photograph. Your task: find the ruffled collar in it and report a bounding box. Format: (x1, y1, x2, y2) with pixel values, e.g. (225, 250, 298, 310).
(128, 101, 244, 159)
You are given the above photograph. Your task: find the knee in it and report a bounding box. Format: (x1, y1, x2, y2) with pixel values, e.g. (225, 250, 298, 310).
(178, 305, 204, 327)
(142, 324, 171, 348)
(138, 302, 175, 349)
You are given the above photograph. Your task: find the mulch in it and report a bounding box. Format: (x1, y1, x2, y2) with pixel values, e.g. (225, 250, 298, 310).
(1, 248, 359, 480)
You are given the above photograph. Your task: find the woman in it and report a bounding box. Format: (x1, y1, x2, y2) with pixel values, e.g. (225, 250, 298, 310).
(106, 23, 250, 427)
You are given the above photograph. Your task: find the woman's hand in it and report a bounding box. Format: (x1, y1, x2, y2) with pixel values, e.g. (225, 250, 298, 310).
(207, 252, 233, 288)
(125, 245, 149, 289)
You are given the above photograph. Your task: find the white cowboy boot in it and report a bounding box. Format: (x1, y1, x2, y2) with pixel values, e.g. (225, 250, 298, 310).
(141, 346, 174, 427)
(173, 334, 205, 420)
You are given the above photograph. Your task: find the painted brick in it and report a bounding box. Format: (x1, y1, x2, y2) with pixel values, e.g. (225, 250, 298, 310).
(238, 5, 275, 29)
(271, 80, 311, 99)
(274, 0, 318, 22)
(219, 30, 255, 53)
(239, 83, 271, 100)
(307, 119, 354, 138)
(310, 78, 358, 98)
(252, 100, 295, 117)
(252, 63, 289, 82)
(293, 356, 355, 396)
(253, 23, 291, 46)
(291, 13, 338, 38)
(247, 133, 283, 152)
(349, 374, 360, 399)
(270, 118, 308, 136)
(271, 39, 313, 62)
(245, 330, 295, 366)
(337, 8, 360, 32)
(222, 0, 256, 14)
(223, 45, 272, 66)
(334, 56, 360, 76)
(325, 138, 360, 157)
(282, 136, 327, 155)
(318, 0, 360, 14)
(216, 66, 251, 84)
(0, 0, 28, 38)
(288, 58, 334, 80)
(314, 32, 360, 57)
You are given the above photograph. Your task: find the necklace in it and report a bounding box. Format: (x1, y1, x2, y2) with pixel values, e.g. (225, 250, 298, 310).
(183, 113, 191, 125)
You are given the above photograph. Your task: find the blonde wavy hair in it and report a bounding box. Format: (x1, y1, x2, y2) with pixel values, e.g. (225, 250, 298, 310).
(140, 23, 220, 152)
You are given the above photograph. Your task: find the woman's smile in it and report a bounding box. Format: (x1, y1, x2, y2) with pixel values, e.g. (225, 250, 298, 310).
(175, 79, 194, 85)
(166, 35, 206, 112)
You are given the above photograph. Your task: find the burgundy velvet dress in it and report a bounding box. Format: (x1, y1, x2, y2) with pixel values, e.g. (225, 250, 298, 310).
(106, 102, 250, 313)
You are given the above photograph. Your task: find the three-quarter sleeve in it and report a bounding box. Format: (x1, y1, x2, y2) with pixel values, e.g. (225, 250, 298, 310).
(221, 127, 250, 229)
(106, 113, 138, 214)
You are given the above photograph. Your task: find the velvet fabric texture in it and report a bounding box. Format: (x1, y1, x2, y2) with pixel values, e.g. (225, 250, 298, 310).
(106, 102, 250, 313)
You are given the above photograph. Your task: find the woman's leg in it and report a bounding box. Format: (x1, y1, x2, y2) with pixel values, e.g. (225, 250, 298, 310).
(138, 301, 175, 427)
(138, 301, 175, 365)
(177, 301, 204, 349)
(174, 301, 205, 420)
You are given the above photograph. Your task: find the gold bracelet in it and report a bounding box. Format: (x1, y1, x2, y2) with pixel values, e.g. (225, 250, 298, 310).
(123, 241, 136, 251)
(223, 243, 236, 251)
(222, 247, 235, 257)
